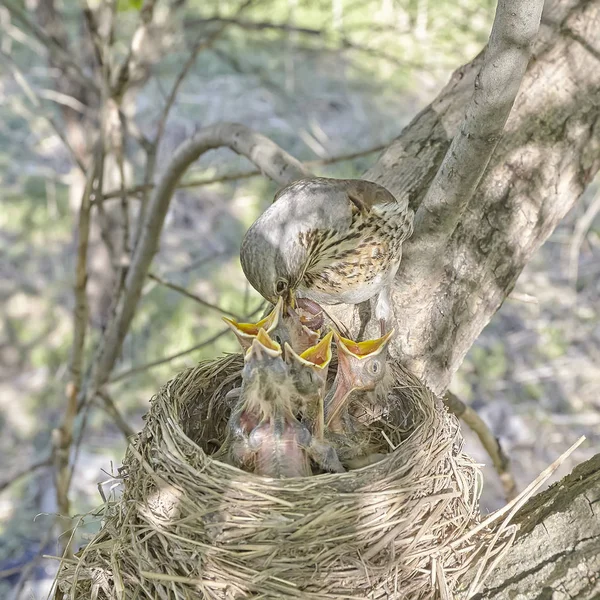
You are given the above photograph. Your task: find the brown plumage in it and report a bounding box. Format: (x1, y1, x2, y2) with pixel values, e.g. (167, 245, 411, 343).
(240, 177, 414, 331)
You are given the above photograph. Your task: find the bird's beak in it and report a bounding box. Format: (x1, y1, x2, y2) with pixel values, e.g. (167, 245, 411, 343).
(284, 330, 333, 374)
(325, 329, 395, 431)
(244, 328, 282, 366)
(335, 328, 395, 360)
(299, 331, 334, 370)
(286, 287, 297, 310)
(223, 297, 284, 350)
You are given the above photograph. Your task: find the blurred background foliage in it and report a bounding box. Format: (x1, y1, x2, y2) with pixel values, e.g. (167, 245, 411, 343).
(0, 0, 598, 597)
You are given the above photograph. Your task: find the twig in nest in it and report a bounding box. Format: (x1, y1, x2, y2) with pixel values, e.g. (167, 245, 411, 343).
(444, 391, 517, 502)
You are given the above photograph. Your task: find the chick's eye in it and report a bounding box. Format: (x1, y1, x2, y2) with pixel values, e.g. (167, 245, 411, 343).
(275, 279, 288, 294)
(367, 359, 382, 376)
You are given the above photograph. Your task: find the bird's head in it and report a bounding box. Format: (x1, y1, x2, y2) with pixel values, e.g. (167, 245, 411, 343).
(222, 297, 284, 351)
(284, 330, 334, 395)
(240, 225, 306, 307)
(240, 179, 335, 306)
(242, 328, 287, 386)
(334, 329, 395, 392)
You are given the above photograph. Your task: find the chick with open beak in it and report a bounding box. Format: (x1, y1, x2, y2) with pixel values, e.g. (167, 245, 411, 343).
(226, 328, 290, 470)
(324, 329, 395, 435)
(227, 329, 344, 477)
(222, 297, 284, 352)
(284, 332, 345, 474)
(223, 295, 322, 356)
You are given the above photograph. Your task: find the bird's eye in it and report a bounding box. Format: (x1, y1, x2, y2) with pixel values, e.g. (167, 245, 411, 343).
(367, 359, 382, 376)
(275, 279, 288, 295)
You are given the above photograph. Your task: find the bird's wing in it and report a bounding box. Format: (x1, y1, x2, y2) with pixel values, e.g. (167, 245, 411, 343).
(340, 179, 398, 214)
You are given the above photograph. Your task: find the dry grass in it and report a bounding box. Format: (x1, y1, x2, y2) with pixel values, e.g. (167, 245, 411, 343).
(53, 354, 514, 599)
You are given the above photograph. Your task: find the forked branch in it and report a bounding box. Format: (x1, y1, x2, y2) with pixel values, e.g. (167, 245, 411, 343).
(409, 0, 544, 256)
(90, 122, 310, 393)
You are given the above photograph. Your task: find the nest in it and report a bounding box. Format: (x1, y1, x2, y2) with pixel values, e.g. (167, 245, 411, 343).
(55, 354, 512, 599)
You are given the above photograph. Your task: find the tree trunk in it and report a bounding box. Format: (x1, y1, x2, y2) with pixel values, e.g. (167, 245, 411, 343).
(330, 0, 600, 396)
(474, 453, 600, 599)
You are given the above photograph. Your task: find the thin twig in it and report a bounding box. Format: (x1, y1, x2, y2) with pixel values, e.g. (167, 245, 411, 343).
(185, 16, 322, 36)
(507, 291, 539, 304)
(52, 143, 102, 559)
(444, 391, 517, 502)
(109, 302, 264, 383)
(0, 455, 52, 494)
(89, 122, 310, 395)
(148, 272, 241, 319)
(0, 47, 86, 172)
(7, 523, 57, 600)
(2, 0, 99, 92)
(568, 191, 600, 286)
(111, 0, 157, 100)
(101, 143, 386, 201)
(96, 389, 136, 438)
(134, 0, 255, 247)
(109, 328, 230, 383)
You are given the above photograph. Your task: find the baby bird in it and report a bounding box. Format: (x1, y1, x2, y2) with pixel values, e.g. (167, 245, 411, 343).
(284, 332, 345, 474)
(227, 329, 344, 477)
(324, 329, 395, 434)
(222, 297, 283, 351)
(226, 328, 292, 470)
(224, 296, 320, 355)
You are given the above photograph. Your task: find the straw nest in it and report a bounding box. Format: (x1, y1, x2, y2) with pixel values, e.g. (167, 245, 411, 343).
(55, 354, 512, 599)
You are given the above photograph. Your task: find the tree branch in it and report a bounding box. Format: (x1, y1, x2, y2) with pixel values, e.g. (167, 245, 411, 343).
(0, 48, 87, 173)
(0, 455, 52, 494)
(327, 0, 600, 395)
(96, 390, 136, 438)
(100, 143, 387, 201)
(474, 452, 600, 599)
(89, 123, 309, 394)
(2, 0, 99, 92)
(109, 302, 264, 383)
(185, 16, 323, 36)
(444, 392, 517, 502)
(135, 20, 229, 246)
(111, 0, 157, 100)
(409, 0, 544, 257)
(52, 143, 102, 559)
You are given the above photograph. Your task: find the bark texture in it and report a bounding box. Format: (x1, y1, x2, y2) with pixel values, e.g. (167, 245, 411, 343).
(329, 0, 600, 396)
(474, 454, 600, 599)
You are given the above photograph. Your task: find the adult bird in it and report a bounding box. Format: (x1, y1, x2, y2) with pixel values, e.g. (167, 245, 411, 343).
(240, 177, 414, 334)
